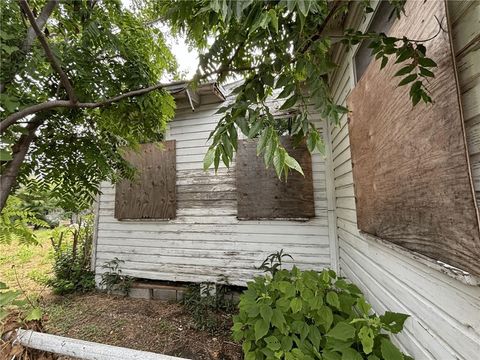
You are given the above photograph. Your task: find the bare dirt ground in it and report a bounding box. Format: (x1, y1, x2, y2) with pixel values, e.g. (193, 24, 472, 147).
(40, 292, 242, 360)
(1, 232, 242, 359)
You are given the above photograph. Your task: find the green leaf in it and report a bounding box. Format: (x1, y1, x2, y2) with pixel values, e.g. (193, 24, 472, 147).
(308, 325, 321, 348)
(279, 95, 298, 110)
(284, 154, 304, 176)
(281, 335, 293, 351)
(273, 148, 286, 179)
(394, 64, 415, 77)
(356, 297, 371, 315)
(380, 56, 388, 70)
(260, 304, 273, 323)
(271, 308, 286, 330)
(398, 74, 417, 86)
(0, 149, 13, 161)
(323, 351, 342, 360)
(242, 341, 252, 353)
(319, 305, 334, 331)
(0, 290, 20, 307)
(265, 335, 281, 351)
(380, 311, 410, 333)
(0, 282, 7, 290)
(268, 9, 278, 33)
(255, 318, 270, 341)
(257, 127, 271, 155)
(341, 348, 363, 360)
(297, 0, 310, 16)
(24, 307, 43, 322)
(358, 326, 374, 354)
(248, 120, 263, 138)
(419, 67, 434, 78)
(326, 291, 340, 308)
(327, 322, 356, 341)
(203, 147, 215, 171)
(381, 338, 404, 360)
(418, 57, 437, 68)
(290, 297, 303, 313)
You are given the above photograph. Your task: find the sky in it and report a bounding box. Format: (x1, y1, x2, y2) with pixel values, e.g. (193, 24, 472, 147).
(122, 0, 200, 80)
(157, 24, 200, 80)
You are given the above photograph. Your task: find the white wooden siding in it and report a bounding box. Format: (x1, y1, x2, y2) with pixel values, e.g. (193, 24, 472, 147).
(326, 1, 480, 358)
(94, 94, 333, 286)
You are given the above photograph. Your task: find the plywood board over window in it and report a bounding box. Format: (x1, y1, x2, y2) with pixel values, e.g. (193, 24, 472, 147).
(347, 0, 480, 276)
(236, 136, 315, 220)
(115, 141, 176, 220)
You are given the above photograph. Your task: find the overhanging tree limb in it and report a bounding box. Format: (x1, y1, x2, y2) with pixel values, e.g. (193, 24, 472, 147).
(18, 0, 77, 103)
(0, 83, 166, 133)
(1, 66, 257, 134)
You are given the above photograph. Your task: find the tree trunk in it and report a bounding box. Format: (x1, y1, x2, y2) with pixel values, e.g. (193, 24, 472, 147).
(0, 117, 43, 211)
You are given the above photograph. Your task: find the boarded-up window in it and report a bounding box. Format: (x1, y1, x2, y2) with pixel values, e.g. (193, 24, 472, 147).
(115, 141, 176, 220)
(347, 0, 480, 276)
(236, 136, 315, 220)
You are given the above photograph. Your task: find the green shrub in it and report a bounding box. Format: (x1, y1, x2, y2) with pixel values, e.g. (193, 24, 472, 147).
(232, 267, 412, 360)
(48, 215, 95, 294)
(182, 282, 236, 334)
(100, 258, 134, 295)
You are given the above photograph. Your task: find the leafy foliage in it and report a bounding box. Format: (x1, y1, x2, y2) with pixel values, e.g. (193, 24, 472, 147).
(150, 0, 438, 178)
(232, 260, 412, 359)
(257, 249, 293, 276)
(100, 258, 134, 295)
(15, 180, 69, 227)
(182, 282, 237, 334)
(1, 0, 177, 210)
(0, 281, 42, 324)
(48, 215, 95, 294)
(0, 195, 48, 245)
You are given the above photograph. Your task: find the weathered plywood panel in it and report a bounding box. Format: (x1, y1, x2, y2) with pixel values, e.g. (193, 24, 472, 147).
(236, 137, 315, 219)
(347, 0, 480, 276)
(115, 142, 176, 220)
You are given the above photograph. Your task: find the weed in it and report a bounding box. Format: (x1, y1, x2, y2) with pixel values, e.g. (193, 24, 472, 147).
(100, 258, 134, 295)
(182, 281, 237, 335)
(48, 215, 95, 294)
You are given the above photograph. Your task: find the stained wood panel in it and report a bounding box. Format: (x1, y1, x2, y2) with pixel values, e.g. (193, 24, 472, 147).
(115, 142, 176, 220)
(236, 137, 315, 219)
(347, 0, 480, 276)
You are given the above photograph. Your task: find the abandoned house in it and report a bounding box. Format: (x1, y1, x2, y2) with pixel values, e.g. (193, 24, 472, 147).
(91, 1, 480, 359)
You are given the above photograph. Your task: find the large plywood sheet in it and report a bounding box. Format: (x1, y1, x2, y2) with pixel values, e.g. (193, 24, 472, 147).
(115, 141, 176, 220)
(236, 136, 315, 220)
(347, 0, 480, 275)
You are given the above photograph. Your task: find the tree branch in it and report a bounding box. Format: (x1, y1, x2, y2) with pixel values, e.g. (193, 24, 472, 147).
(0, 0, 59, 94)
(299, 0, 344, 54)
(22, 0, 59, 53)
(0, 82, 168, 133)
(1, 65, 259, 134)
(18, 0, 77, 103)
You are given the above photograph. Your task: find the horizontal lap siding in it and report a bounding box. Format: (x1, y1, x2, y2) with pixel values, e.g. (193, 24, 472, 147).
(451, 0, 480, 203)
(94, 97, 332, 286)
(326, 1, 480, 358)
